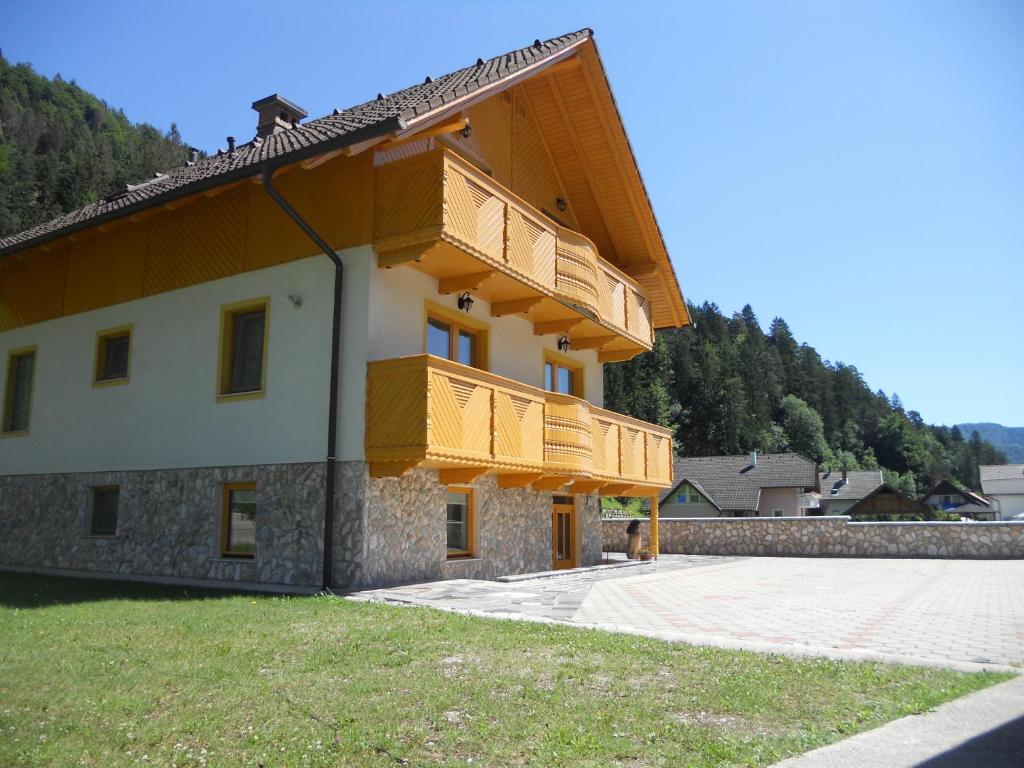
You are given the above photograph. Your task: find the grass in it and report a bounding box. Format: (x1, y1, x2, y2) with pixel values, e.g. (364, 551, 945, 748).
(0, 573, 1010, 767)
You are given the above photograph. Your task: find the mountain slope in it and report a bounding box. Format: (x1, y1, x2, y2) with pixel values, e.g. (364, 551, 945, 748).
(0, 55, 189, 238)
(957, 423, 1024, 464)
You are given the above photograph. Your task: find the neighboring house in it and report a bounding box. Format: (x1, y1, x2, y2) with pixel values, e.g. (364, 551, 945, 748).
(919, 479, 994, 520)
(0, 30, 687, 591)
(845, 483, 933, 519)
(657, 453, 819, 517)
(818, 469, 884, 515)
(980, 465, 1024, 520)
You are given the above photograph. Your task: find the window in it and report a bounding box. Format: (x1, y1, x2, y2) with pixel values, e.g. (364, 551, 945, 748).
(426, 308, 486, 370)
(773, 509, 784, 518)
(689, 492, 702, 504)
(218, 300, 269, 399)
(91, 487, 119, 536)
(222, 483, 257, 558)
(94, 326, 132, 385)
(3, 347, 36, 435)
(446, 487, 474, 558)
(543, 352, 583, 397)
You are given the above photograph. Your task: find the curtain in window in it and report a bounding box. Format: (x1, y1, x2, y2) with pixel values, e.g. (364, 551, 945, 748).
(7, 353, 34, 431)
(231, 311, 265, 393)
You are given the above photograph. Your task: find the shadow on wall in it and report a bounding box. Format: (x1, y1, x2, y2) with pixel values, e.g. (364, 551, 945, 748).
(0, 571, 303, 609)
(913, 715, 1024, 767)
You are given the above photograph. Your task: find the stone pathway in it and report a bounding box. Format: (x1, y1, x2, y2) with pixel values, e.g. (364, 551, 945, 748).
(349, 555, 1024, 671)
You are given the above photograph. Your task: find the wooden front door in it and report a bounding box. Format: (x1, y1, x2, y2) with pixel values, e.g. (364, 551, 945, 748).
(552, 495, 576, 570)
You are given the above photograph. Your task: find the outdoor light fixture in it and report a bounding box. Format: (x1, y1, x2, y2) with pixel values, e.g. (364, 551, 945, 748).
(558, 335, 570, 352)
(556, 197, 567, 212)
(458, 292, 474, 312)
(461, 123, 473, 139)
(286, 294, 304, 308)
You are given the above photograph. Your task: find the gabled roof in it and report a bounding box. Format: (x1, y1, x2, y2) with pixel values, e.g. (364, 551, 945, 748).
(660, 453, 818, 512)
(0, 30, 592, 256)
(845, 483, 933, 518)
(919, 478, 990, 508)
(819, 470, 884, 502)
(980, 465, 1024, 496)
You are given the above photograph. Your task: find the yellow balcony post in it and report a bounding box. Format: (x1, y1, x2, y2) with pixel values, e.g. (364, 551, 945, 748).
(649, 493, 660, 558)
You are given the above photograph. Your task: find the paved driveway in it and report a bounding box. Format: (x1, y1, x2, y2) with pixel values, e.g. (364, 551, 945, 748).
(350, 556, 1024, 670)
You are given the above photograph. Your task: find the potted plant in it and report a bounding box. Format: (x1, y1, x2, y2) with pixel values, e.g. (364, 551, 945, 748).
(637, 545, 655, 562)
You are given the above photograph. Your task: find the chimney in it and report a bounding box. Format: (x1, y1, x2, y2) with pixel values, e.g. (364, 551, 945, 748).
(187, 147, 199, 165)
(251, 94, 308, 139)
(749, 450, 757, 467)
(842, 468, 848, 484)
(226, 136, 236, 156)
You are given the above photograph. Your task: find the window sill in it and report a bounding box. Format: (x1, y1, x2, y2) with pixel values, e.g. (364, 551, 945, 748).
(216, 389, 266, 403)
(81, 534, 117, 540)
(210, 556, 256, 563)
(0, 430, 30, 439)
(445, 556, 482, 563)
(92, 377, 129, 389)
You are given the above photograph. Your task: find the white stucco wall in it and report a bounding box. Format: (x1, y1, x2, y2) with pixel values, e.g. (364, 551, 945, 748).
(0, 256, 338, 475)
(758, 487, 802, 517)
(993, 495, 1024, 520)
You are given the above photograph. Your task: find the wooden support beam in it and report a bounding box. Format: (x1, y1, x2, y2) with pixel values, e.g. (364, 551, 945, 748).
(569, 480, 606, 494)
(378, 245, 427, 269)
(438, 270, 495, 294)
(498, 473, 545, 489)
(368, 461, 419, 478)
(650, 493, 660, 558)
(301, 148, 348, 171)
(598, 348, 642, 364)
(569, 335, 617, 351)
(532, 476, 571, 491)
(621, 262, 659, 278)
(386, 115, 469, 148)
(601, 483, 634, 496)
(491, 297, 543, 317)
(439, 467, 489, 485)
(533, 318, 584, 336)
(539, 55, 582, 78)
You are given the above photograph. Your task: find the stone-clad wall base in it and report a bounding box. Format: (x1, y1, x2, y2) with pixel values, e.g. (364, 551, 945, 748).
(332, 463, 603, 589)
(603, 517, 1024, 559)
(0, 463, 326, 588)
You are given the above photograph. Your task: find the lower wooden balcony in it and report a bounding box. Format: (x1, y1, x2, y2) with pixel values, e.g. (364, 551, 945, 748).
(365, 355, 673, 494)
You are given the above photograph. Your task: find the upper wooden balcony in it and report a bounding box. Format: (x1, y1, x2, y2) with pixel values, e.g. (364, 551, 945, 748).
(373, 148, 654, 361)
(365, 354, 673, 494)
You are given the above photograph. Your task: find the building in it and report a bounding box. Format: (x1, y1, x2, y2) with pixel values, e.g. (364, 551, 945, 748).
(818, 469, 883, 515)
(980, 465, 1024, 520)
(845, 484, 933, 519)
(656, 453, 819, 518)
(0, 30, 686, 591)
(919, 479, 994, 520)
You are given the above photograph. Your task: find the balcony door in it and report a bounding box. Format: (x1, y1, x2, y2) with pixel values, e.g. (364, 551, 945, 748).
(552, 495, 576, 570)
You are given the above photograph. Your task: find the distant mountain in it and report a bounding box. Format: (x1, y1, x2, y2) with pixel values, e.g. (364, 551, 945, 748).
(957, 424, 1024, 464)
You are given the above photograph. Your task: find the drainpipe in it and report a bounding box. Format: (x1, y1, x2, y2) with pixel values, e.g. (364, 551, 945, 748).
(261, 167, 342, 591)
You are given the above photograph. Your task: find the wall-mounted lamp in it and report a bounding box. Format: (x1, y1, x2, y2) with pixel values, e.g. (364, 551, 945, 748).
(457, 292, 474, 312)
(461, 123, 473, 139)
(558, 335, 570, 352)
(556, 197, 567, 212)
(287, 294, 304, 308)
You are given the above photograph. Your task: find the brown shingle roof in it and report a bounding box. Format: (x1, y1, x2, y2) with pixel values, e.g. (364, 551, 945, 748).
(0, 29, 592, 257)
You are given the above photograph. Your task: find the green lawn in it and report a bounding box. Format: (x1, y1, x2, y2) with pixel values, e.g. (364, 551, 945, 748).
(0, 573, 1009, 767)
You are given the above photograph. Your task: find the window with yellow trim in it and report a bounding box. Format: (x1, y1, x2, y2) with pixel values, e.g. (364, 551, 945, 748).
(222, 483, 257, 558)
(425, 306, 488, 370)
(544, 353, 583, 398)
(3, 347, 36, 435)
(446, 487, 475, 558)
(94, 326, 132, 384)
(218, 300, 269, 398)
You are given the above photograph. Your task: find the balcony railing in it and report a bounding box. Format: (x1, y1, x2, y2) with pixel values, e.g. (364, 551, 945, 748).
(373, 148, 654, 357)
(365, 355, 673, 491)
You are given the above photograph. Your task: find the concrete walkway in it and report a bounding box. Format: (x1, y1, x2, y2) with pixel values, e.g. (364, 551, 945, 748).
(773, 673, 1024, 767)
(350, 555, 1024, 671)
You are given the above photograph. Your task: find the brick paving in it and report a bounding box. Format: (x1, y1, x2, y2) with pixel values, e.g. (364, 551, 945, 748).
(349, 555, 1024, 669)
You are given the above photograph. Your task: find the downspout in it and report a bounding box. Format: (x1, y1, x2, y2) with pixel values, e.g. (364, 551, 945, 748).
(261, 167, 342, 591)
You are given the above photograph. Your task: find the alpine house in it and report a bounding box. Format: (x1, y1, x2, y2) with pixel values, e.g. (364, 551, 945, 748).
(0, 29, 688, 590)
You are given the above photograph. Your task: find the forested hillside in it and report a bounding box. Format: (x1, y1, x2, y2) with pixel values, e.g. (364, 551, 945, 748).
(0, 54, 189, 238)
(605, 302, 1006, 496)
(957, 423, 1024, 464)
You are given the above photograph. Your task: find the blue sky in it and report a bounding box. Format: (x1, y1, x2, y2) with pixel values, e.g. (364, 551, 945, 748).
(5, 0, 1023, 426)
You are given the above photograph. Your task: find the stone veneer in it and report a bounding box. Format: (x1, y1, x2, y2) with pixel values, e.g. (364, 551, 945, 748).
(333, 464, 602, 588)
(603, 516, 1024, 559)
(0, 463, 326, 588)
(0, 461, 603, 590)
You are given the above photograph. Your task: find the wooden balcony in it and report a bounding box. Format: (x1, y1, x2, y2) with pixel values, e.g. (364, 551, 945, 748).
(373, 148, 654, 361)
(365, 355, 673, 493)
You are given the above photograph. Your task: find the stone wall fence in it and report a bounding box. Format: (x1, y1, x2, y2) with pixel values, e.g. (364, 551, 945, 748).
(602, 516, 1024, 559)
